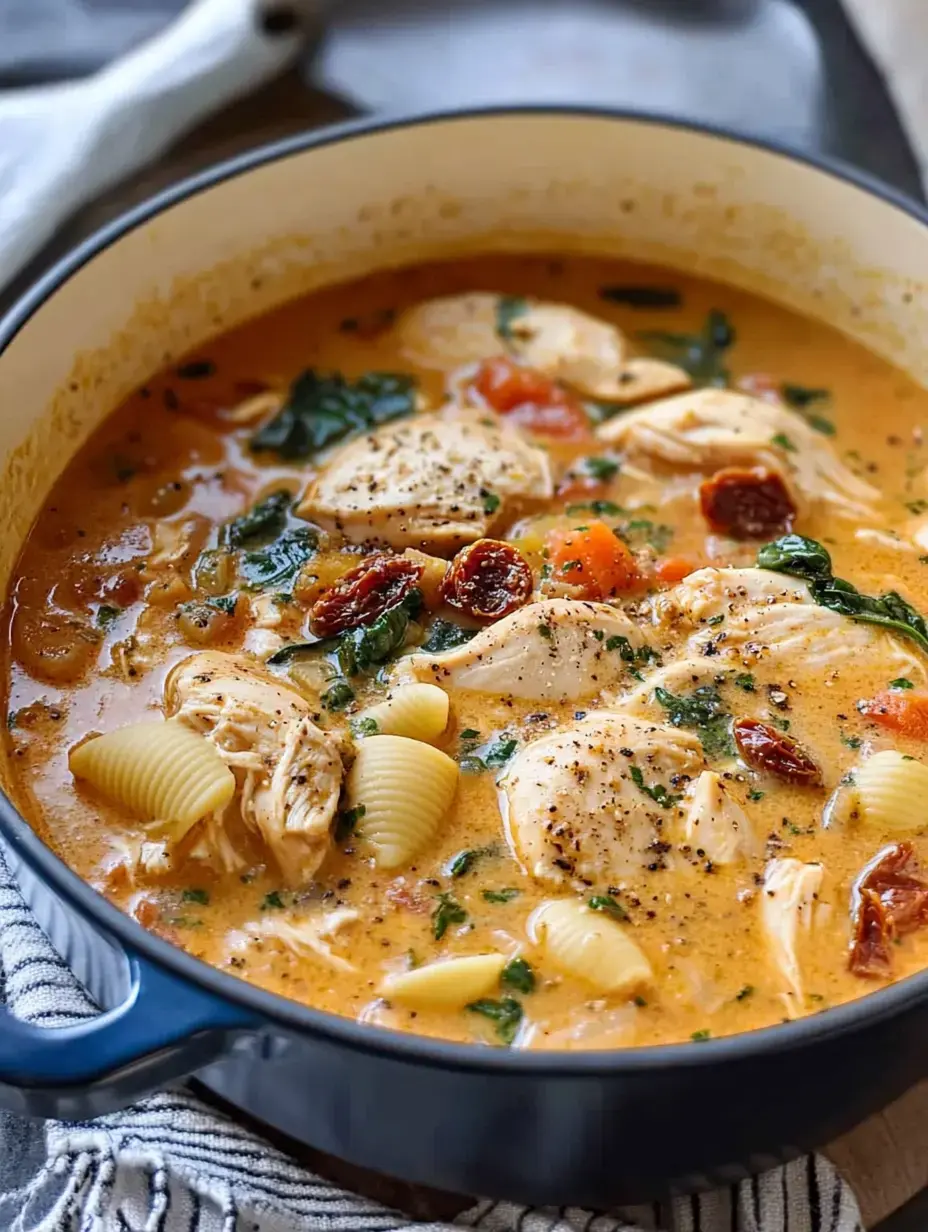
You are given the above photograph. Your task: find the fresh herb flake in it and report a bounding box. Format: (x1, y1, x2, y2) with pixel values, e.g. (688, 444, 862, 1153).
(466, 996, 523, 1045)
(182, 888, 210, 906)
(588, 894, 629, 921)
(501, 957, 536, 994)
(96, 604, 122, 630)
(629, 763, 681, 809)
(496, 296, 530, 342)
(482, 888, 520, 904)
(638, 309, 734, 387)
(422, 620, 478, 654)
(432, 892, 467, 940)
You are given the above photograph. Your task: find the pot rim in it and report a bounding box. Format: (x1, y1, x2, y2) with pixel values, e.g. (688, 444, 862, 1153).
(3, 102, 928, 1076)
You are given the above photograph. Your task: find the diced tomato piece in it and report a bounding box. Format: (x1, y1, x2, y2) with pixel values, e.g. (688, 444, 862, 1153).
(546, 520, 638, 598)
(865, 690, 928, 741)
(471, 356, 592, 440)
(653, 556, 697, 585)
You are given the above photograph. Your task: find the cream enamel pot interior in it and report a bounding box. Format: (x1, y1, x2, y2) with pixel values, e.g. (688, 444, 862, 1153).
(1, 109, 928, 1205)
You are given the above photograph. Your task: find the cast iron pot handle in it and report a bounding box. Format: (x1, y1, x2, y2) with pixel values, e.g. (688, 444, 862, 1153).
(0, 952, 261, 1119)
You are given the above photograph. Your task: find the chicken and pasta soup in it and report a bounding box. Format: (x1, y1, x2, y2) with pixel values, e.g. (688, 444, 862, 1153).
(7, 255, 928, 1050)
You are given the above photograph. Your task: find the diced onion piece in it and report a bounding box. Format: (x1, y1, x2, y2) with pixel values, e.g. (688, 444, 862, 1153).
(381, 953, 506, 1008)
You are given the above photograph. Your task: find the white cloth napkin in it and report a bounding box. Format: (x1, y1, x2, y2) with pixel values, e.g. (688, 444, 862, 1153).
(0, 0, 311, 288)
(0, 845, 862, 1232)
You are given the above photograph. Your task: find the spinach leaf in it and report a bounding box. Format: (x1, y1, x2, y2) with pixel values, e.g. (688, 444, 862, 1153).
(484, 737, 518, 768)
(266, 639, 328, 666)
(350, 716, 379, 736)
(496, 295, 530, 342)
(501, 958, 536, 994)
(227, 490, 291, 547)
(182, 888, 210, 905)
(321, 680, 355, 711)
(582, 455, 620, 481)
(638, 309, 735, 387)
(445, 845, 495, 878)
(599, 285, 681, 309)
(240, 527, 317, 591)
(755, 534, 833, 582)
(250, 370, 416, 460)
(757, 534, 928, 658)
(335, 590, 421, 676)
(421, 619, 478, 654)
(96, 604, 122, 630)
(654, 685, 733, 759)
(617, 518, 674, 554)
(466, 997, 523, 1045)
(432, 892, 467, 940)
(482, 887, 520, 903)
(565, 499, 627, 517)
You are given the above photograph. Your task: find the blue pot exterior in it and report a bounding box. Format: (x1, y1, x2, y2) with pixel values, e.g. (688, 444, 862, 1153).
(3, 108, 928, 1206)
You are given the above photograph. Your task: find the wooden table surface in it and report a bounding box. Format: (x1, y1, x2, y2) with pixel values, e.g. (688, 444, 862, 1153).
(5, 63, 928, 1231)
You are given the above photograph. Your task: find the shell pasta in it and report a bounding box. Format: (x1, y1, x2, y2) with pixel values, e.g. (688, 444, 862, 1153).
(68, 720, 235, 839)
(8, 251, 928, 1050)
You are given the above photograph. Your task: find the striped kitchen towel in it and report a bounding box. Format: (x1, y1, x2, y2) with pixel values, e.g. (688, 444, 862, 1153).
(0, 848, 863, 1232)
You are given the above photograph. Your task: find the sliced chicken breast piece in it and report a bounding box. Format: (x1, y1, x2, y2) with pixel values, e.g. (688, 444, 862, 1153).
(761, 858, 824, 1017)
(500, 711, 703, 887)
(297, 411, 552, 553)
(393, 292, 690, 402)
(402, 599, 652, 702)
(681, 771, 757, 865)
(654, 566, 918, 675)
(597, 388, 879, 518)
(164, 652, 343, 884)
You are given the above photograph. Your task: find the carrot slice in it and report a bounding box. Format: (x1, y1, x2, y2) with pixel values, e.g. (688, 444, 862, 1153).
(546, 520, 638, 599)
(865, 690, 928, 741)
(653, 556, 697, 586)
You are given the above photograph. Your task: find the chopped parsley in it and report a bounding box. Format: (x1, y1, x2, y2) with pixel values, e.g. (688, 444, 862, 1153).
(501, 957, 536, 994)
(748, 789, 765, 802)
(616, 518, 674, 554)
(537, 622, 554, 641)
(582, 455, 620, 482)
(588, 893, 629, 921)
(445, 846, 495, 878)
(629, 764, 681, 809)
(335, 803, 365, 841)
(770, 432, 797, 453)
(482, 888, 520, 904)
(466, 997, 523, 1045)
(890, 677, 914, 690)
(432, 892, 467, 940)
(734, 673, 756, 692)
(481, 489, 501, 515)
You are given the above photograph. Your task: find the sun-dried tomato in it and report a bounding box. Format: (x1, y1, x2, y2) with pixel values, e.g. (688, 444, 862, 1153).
(441, 538, 533, 620)
(849, 842, 928, 978)
(470, 356, 592, 440)
(310, 554, 422, 637)
(732, 718, 822, 786)
(699, 467, 796, 539)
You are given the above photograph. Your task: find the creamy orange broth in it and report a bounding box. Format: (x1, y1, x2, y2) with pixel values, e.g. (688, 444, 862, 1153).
(6, 253, 928, 1050)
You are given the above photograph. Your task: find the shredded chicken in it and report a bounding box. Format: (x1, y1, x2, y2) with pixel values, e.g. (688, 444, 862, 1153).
(402, 598, 650, 702)
(250, 909, 360, 973)
(681, 771, 756, 865)
(164, 652, 343, 884)
(393, 292, 690, 401)
(761, 858, 824, 1016)
(500, 711, 703, 887)
(297, 410, 552, 553)
(597, 388, 879, 519)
